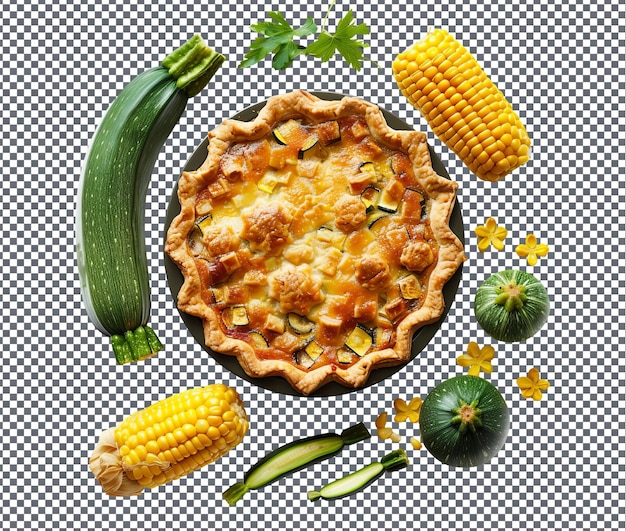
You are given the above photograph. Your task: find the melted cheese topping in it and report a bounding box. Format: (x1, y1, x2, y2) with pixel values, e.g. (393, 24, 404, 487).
(188, 116, 438, 370)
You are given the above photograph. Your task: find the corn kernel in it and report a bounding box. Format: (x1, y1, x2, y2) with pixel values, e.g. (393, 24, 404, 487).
(496, 157, 511, 171)
(430, 113, 446, 129)
(163, 431, 176, 448)
(225, 430, 240, 445)
(148, 464, 162, 477)
(145, 440, 160, 455)
(184, 440, 198, 456)
(475, 149, 491, 165)
(476, 128, 493, 144)
(178, 443, 191, 459)
(518, 144, 530, 157)
(163, 417, 176, 434)
(506, 154, 519, 167)
(479, 158, 495, 173)
(182, 423, 197, 439)
(406, 61, 420, 76)
(134, 445, 147, 462)
(136, 476, 152, 487)
(207, 426, 221, 441)
(161, 450, 175, 463)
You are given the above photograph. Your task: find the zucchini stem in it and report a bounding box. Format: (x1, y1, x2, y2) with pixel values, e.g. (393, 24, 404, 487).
(494, 283, 528, 312)
(450, 399, 483, 433)
(340, 422, 371, 445)
(162, 34, 226, 97)
(111, 325, 163, 364)
(222, 482, 249, 506)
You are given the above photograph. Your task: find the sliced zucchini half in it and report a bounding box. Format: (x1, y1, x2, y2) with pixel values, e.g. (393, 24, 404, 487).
(360, 185, 380, 213)
(366, 211, 390, 232)
(272, 119, 301, 145)
(298, 136, 319, 159)
(305, 340, 324, 360)
(195, 213, 213, 233)
(336, 348, 354, 364)
(294, 349, 316, 369)
(288, 313, 315, 335)
(398, 274, 422, 299)
(373, 326, 394, 347)
(222, 305, 249, 328)
(345, 325, 373, 357)
(377, 187, 401, 213)
(273, 129, 288, 145)
(187, 225, 204, 256)
(317, 120, 341, 145)
(359, 161, 377, 179)
(211, 286, 226, 304)
(249, 331, 270, 349)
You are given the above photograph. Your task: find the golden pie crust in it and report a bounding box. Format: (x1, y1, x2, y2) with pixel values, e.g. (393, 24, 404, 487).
(166, 90, 465, 394)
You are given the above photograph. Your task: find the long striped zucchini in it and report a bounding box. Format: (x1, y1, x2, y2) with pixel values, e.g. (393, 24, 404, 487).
(76, 35, 225, 364)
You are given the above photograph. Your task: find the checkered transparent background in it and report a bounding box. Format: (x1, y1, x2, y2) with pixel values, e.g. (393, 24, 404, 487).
(2, 0, 625, 529)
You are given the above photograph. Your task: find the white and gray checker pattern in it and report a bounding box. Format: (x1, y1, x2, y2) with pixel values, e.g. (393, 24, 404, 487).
(2, 0, 625, 528)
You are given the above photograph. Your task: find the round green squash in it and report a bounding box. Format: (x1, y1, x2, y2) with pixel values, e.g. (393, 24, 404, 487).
(420, 375, 510, 468)
(474, 269, 550, 342)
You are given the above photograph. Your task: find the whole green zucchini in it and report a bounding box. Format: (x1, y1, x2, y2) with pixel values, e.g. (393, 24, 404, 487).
(474, 269, 550, 342)
(419, 375, 510, 468)
(76, 35, 225, 364)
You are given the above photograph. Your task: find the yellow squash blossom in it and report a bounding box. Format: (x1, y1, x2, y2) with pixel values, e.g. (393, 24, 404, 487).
(375, 411, 401, 442)
(516, 234, 549, 266)
(456, 341, 495, 376)
(409, 437, 423, 451)
(474, 217, 508, 252)
(393, 397, 423, 423)
(517, 367, 551, 400)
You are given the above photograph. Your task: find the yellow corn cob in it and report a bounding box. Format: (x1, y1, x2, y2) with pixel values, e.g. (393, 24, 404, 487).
(392, 29, 531, 182)
(89, 384, 249, 496)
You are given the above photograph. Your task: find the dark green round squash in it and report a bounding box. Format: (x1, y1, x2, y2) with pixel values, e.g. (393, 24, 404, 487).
(474, 269, 549, 342)
(419, 375, 510, 468)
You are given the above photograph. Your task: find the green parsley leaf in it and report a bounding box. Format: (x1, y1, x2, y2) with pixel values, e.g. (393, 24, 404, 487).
(240, 2, 375, 71)
(239, 12, 317, 70)
(305, 9, 372, 71)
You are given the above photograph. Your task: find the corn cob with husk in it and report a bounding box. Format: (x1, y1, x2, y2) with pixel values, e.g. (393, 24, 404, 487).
(392, 28, 531, 182)
(89, 384, 249, 496)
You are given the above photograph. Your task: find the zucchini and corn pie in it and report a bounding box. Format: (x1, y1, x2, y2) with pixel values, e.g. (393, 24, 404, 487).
(166, 91, 465, 394)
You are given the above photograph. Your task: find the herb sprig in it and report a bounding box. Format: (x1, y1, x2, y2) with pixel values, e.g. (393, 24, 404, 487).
(239, 1, 375, 71)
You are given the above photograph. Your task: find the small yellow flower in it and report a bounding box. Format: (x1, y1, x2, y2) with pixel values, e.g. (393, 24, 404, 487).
(474, 217, 508, 252)
(375, 411, 389, 430)
(517, 367, 551, 400)
(393, 397, 423, 423)
(375, 411, 401, 442)
(456, 341, 495, 376)
(515, 234, 550, 266)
